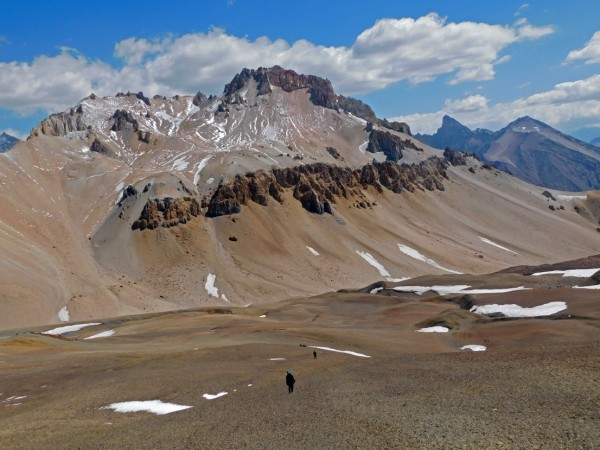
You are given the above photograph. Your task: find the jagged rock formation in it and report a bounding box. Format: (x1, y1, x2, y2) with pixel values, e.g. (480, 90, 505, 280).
(192, 91, 208, 106)
(110, 110, 139, 132)
(443, 147, 470, 166)
(116, 91, 151, 106)
(29, 105, 88, 137)
(204, 158, 448, 218)
(379, 119, 411, 135)
(89, 136, 112, 155)
(222, 66, 388, 125)
(326, 146, 343, 161)
(366, 128, 422, 162)
(132, 197, 201, 230)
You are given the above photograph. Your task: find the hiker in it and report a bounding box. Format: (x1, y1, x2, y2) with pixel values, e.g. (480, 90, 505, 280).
(286, 370, 295, 393)
(313, 350, 317, 359)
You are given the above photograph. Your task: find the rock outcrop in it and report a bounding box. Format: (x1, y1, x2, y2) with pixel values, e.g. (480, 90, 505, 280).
(116, 91, 151, 106)
(132, 197, 201, 230)
(223, 66, 383, 124)
(366, 129, 422, 162)
(90, 136, 112, 155)
(192, 91, 208, 106)
(379, 119, 411, 135)
(443, 147, 469, 166)
(110, 110, 139, 132)
(204, 158, 448, 217)
(29, 105, 88, 138)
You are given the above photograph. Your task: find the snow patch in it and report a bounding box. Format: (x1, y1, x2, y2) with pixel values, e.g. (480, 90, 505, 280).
(193, 156, 211, 184)
(205, 273, 219, 298)
(44, 322, 101, 335)
(556, 194, 586, 201)
(392, 285, 529, 296)
(101, 400, 192, 415)
(259, 314, 267, 318)
(574, 284, 600, 289)
(370, 287, 384, 294)
(398, 244, 462, 274)
(356, 251, 390, 278)
(268, 358, 286, 361)
(470, 301, 567, 317)
(461, 345, 486, 352)
(85, 330, 116, 340)
(172, 158, 189, 171)
(308, 346, 371, 358)
(58, 306, 70, 322)
(206, 177, 214, 184)
(479, 237, 517, 254)
(306, 246, 319, 256)
(531, 269, 599, 278)
(203, 392, 228, 400)
(417, 326, 449, 333)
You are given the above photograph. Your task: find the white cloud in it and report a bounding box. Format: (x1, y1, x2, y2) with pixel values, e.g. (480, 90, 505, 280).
(514, 18, 555, 40)
(0, 48, 117, 114)
(393, 74, 600, 134)
(566, 31, 600, 64)
(0, 14, 555, 115)
(444, 94, 489, 112)
(515, 4, 530, 16)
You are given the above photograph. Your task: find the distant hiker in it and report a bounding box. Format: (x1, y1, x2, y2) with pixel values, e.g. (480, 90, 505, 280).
(286, 370, 295, 393)
(313, 350, 317, 359)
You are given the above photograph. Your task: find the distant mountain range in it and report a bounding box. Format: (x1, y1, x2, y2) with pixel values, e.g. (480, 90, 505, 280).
(0, 132, 18, 152)
(416, 115, 600, 191)
(591, 137, 600, 147)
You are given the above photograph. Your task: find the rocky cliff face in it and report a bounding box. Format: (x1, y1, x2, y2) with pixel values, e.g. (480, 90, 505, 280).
(222, 66, 389, 126)
(30, 105, 89, 137)
(366, 128, 422, 162)
(132, 197, 201, 230)
(203, 158, 448, 218)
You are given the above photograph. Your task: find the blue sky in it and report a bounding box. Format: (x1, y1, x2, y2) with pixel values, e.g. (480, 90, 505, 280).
(1, 0, 599, 140)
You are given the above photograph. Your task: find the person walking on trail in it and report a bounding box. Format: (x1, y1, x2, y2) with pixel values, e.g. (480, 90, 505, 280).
(286, 370, 295, 393)
(313, 350, 317, 359)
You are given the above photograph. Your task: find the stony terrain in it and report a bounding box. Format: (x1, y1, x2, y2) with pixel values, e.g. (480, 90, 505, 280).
(1, 261, 599, 449)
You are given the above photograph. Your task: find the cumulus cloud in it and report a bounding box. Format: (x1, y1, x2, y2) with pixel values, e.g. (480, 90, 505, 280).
(566, 31, 600, 64)
(0, 48, 117, 114)
(392, 74, 600, 134)
(0, 13, 555, 115)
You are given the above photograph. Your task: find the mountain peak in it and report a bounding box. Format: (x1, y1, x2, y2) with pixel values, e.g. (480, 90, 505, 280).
(440, 115, 472, 133)
(508, 116, 547, 130)
(223, 66, 338, 108)
(0, 131, 18, 153)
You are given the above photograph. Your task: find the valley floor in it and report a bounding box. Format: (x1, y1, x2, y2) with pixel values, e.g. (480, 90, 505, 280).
(1, 275, 599, 449)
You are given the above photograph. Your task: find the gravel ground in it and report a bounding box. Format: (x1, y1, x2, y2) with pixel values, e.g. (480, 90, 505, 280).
(0, 292, 599, 449)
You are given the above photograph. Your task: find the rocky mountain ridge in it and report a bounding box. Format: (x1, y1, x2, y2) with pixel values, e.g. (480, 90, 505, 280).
(201, 157, 449, 218)
(417, 115, 600, 191)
